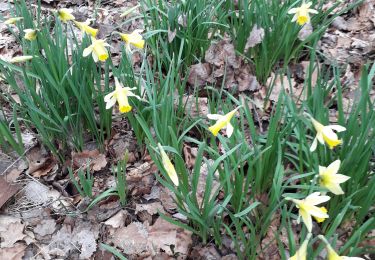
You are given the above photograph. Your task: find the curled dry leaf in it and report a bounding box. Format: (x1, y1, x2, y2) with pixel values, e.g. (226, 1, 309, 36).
(26, 145, 58, 177)
(0, 242, 26, 260)
(187, 63, 214, 86)
(245, 25, 265, 51)
(182, 95, 209, 117)
(0, 176, 21, 209)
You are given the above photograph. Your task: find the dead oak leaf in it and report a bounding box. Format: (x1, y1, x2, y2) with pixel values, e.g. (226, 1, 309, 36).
(72, 149, 107, 172)
(245, 25, 265, 51)
(0, 242, 26, 260)
(0, 216, 27, 248)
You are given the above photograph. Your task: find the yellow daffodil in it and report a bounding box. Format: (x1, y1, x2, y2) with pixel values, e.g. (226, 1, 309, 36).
(73, 21, 98, 37)
(287, 192, 330, 232)
(57, 8, 75, 23)
(308, 116, 346, 152)
(24, 29, 37, 41)
(4, 17, 23, 25)
(158, 143, 179, 186)
(289, 233, 311, 260)
(119, 30, 145, 52)
(318, 235, 365, 260)
(319, 160, 350, 195)
(9, 55, 33, 63)
(313, 207, 327, 223)
(83, 37, 110, 62)
(288, 1, 318, 26)
(207, 107, 240, 137)
(104, 77, 142, 113)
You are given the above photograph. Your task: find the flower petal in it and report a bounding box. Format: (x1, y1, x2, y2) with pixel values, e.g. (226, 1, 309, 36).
(299, 209, 312, 232)
(305, 192, 330, 205)
(226, 123, 234, 137)
(325, 160, 341, 175)
(310, 137, 318, 152)
(207, 114, 223, 120)
(83, 46, 93, 57)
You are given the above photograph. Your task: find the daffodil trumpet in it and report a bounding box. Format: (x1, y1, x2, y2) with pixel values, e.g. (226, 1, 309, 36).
(116, 30, 145, 53)
(83, 37, 110, 62)
(57, 8, 75, 23)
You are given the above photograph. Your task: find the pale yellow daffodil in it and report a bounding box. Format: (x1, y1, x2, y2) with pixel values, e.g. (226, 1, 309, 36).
(207, 107, 240, 137)
(83, 37, 110, 62)
(289, 233, 311, 260)
(24, 29, 37, 41)
(158, 143, 179, 186)
(119, 30, 145, 52)
(318, 235, 364, 260)
(313, 206, 327, 223)
(57, 8, 75, 23)
(309, 116, 346, 152)
(4, 17, 23, 25)
(73, 21, 98, 37)
(288, 1, 318, 26)
(104, 77, 142, 113)
(319, 160, 350, 195)
(287, 192, 330, 232)
(9, 55, 33, 63)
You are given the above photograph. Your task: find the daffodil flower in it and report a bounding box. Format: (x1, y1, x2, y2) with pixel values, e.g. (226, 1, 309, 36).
(319, 160, 350, 195)
(207, 107, 240, 137)
(9, 55, 33, 63)
(24, 29, 37, 41)
(57, 8, 75, 23)
(158, 143, 179, 186)
(313, 206, 327, 223)
(288, 1, 318, 26)
(4, 17, 23, 25)
(289, 233, 311, 260)
(119, 30, 145, 52)
(308, 116, 346, 152)
(318, 235, 365, 260)
(73, 21, 98, 37)
(287, 192, 330, 232)
(104, 77, 142, 113)
(83, 37, 110, 62)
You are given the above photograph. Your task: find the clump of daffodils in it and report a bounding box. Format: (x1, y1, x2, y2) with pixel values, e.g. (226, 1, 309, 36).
(207, 107, 240, 137)
(119, 30, 145, 52)
(307, 115, 346, 152)
(57, 8, 75, 23)
(24, 29, 37, 41)
(104, 77, 142, 113)
(288, 1, 318, 26)
(318, 235, 365, 260)
(287, 192, 330, 232)
(83, 37, 110, 62)
(158, 143, 179, 186)
(319, 160, 350, 195)
(289, 233, 311, 260)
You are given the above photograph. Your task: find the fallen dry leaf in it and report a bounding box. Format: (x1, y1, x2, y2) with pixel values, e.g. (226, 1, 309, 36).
(187, 63, 214, 87)
(0, 242, 26, 260)
(182, 95, 209, 117)
(0, 215, 27, 248)
(0, 176, 21, 209)
(71, 149, 107, 172)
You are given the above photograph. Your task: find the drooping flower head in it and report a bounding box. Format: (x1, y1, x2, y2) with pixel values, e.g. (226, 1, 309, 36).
(83, 37, 110, 62)
(4, 17, 23, 25)
(157, 143, 179, 186)
(73, 21, 98, 37)
(307, 115, 346, 152)
(24, 29, 37, 41)
(57, 8, 75, 23)
(318, 235, 365, 260)
(287, 192, 330, 232)
(319, 160, 350, 195)
(288, 1, 318, 26)
(9, 55, 33, 63)
(207, 106, 240, 137)
(104, 77, 142, 113)
(119, 30, 145, 52)
(289, 233, 311, 260)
